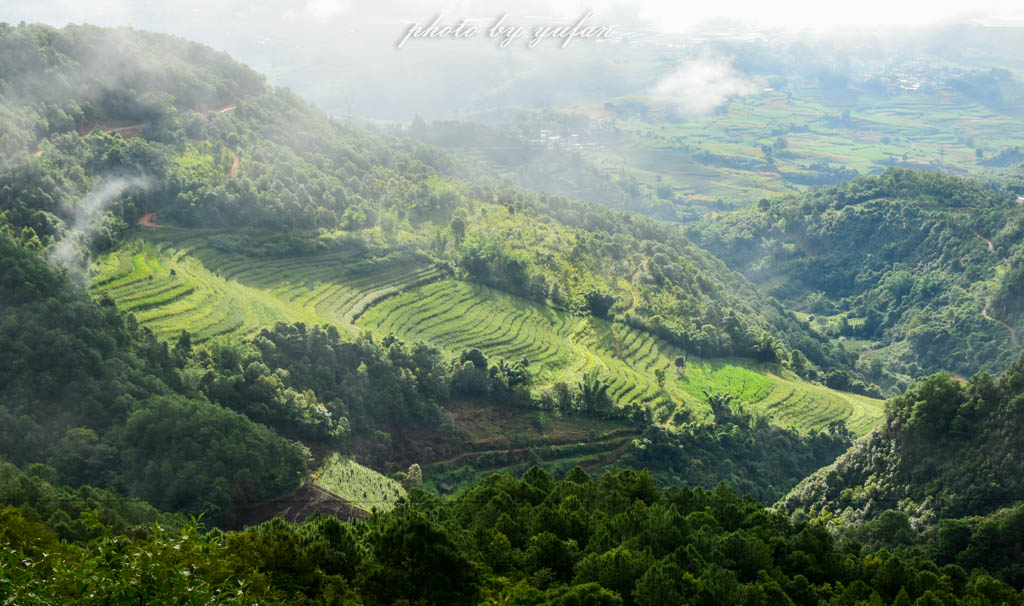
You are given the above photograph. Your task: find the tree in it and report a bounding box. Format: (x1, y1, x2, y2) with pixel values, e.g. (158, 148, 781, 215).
(789, 350, 806, 375)
(674, 356, 687, 378)
(752, 331, 778, 363)
(174, 329, 192, 358)
(405, 463, 423, 489)
(526, 531, 580, 581)
(577, 371, 613, 414)
(704, 390, 735, 425)
(634, 561, 682, 606)
(450, 216, 466, 245)
(460, 348, 489, 371)
(583, 290, 617, 319)
(360, 512, 479, 605)
(654, 368, 666, 390)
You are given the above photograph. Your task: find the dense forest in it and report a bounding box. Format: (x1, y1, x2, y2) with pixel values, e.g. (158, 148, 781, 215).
(4, 467, 1024, 604)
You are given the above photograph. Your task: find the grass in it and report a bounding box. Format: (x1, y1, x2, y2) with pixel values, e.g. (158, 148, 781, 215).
(90, 228, 885, 436)
(313, 453, 406, 513)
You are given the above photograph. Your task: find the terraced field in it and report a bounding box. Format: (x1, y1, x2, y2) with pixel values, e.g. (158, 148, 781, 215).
(313, 454, 406, 513)
(90, 237, 320, 341)
(91, 229, 884, 434)
(357, 279, 884, 434)
(89, 229, 444, 341)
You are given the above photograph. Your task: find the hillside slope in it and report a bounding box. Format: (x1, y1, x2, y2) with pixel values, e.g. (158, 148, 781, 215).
(780, 354, 1024, 527)
(689, 169, 1024, 388)
(0, 24, 882, 422)
(90, 228, 884, 434)
(0, 23, 889, 516)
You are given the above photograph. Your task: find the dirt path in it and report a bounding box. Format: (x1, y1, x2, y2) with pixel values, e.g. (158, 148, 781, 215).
(974, 231, 1017, 344)
(628, 257, 649, 313)
(611, 323, 622, 359)
(138, 212, 161, 229)
(976, 231, 1011, 269)
(229, 152, 239, 176)
(212, 104, 236, 114)
(976, 231, 996, 253)
(106, 124, 143, 136)
(982, 307, 1018, 346)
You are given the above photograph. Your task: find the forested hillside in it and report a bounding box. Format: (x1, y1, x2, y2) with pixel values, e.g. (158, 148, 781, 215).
(2, 222, 856, 514)
(0, 228, 311, 521)
(689, 169, 1024, 389)
(781, 354, 1024, 527)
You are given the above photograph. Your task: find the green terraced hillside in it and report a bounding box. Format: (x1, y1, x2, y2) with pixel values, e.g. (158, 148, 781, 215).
(90, 229, 884, 434)
(89, 228, 444, 341)
(358, 279, 882, 434)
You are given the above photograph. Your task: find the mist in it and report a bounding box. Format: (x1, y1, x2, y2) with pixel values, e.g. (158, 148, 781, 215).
(652, 56, 756, 116)
(49, 175, 154, 278)
(2, 0, 1022, 122)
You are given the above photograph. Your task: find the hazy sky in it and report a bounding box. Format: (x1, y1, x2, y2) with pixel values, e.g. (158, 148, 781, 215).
(3, 0, 1022, 120)
(4, 0, 1023, 33)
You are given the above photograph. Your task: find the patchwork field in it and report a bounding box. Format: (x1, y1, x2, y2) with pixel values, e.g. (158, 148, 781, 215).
(571, 88, 1024, 208)
(90, 229, 884, 435)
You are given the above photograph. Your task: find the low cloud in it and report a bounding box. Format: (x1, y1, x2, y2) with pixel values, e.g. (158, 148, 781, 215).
(49, 175, 154, 278)
(652, 56, 756, 116)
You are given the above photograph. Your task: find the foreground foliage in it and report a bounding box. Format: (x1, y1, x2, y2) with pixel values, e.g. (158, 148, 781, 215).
(3, 468, 1022, 605)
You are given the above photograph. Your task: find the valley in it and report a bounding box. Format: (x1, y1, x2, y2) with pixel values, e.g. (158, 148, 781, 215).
(2, 19, 1024, 605)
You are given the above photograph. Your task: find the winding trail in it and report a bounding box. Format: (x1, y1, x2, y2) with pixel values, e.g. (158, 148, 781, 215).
(611, 257, 650, 360)
(628, 257, 649, 313)
(230, 152, 239, 176)
(976, 231, 1011, 269)
(975, 231, 1018, 345)
(31, 101, 244, 157)
(983, 308, 1018, 346)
